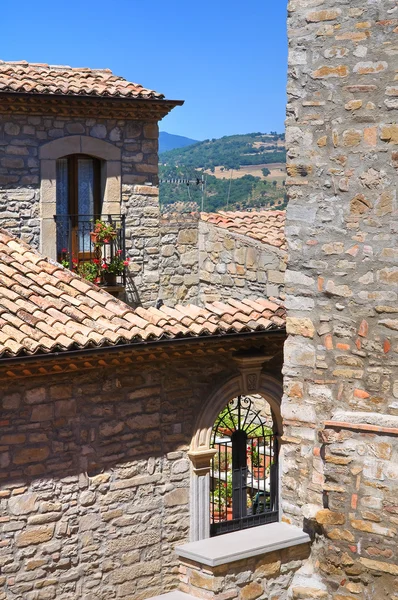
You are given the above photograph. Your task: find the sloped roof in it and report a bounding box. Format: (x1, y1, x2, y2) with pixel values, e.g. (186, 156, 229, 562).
(201, 210, 286, 250)
(0, 230, 285, 359)
(0, 60, 164, 99)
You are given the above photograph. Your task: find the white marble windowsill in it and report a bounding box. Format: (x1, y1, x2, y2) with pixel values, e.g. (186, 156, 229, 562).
(176, 522, 310, 567)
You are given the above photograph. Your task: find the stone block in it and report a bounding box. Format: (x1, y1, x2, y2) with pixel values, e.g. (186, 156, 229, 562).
(284, 339, 316, 368)
(16, 525, 55, 547)
(178, 229, 198, 245)
(286, 317, 315, 338)
(13, 446, 50, 465)
(164, 488, 189, 507)
(240, 582, 263, 600)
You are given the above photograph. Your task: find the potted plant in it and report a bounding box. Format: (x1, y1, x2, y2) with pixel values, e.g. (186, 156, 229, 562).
(101, 251, 129, 286)
(212, 484, 227, 521)
(250, 446, 265, 479)
(77, 261, 100, 284)
(90, 220, 118, 246)
(213, 450, 230, 473)
(60, 248, 72, 269)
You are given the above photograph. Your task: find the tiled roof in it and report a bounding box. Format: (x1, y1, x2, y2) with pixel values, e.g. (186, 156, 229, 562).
(0, 230, 285, 359)
(201, 210, 286, 250)
(0, 60, 164, 99)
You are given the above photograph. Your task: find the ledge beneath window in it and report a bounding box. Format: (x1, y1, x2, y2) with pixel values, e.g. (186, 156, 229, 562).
(176, 522, 310, 567)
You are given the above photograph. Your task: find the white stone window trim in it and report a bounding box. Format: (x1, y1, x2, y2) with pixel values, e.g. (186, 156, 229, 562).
(176, 522, 310, 567)
(39, 135, 121, 259)
(188, 359, 285, 543)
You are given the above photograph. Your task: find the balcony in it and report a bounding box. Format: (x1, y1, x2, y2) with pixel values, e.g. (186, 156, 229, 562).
(54, 214, 127, 293)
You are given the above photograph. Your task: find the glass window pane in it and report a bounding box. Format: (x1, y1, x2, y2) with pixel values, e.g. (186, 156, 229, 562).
(56, 159, 69, 255)
(77, 159, 96, 254)
(78, 159, 95, 217)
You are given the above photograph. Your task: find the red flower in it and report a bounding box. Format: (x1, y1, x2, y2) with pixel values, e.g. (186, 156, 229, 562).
(102, 263, 108, 270)
(61, 248, 67, 253)
(93, 259, 100, 264)
(123, 260, 129, 266)
(72, 258, 78, 265)
(117, 249, 122, 255)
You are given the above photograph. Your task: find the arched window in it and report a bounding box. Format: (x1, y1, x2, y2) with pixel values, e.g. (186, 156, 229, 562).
(210, 394, 279, 536)
(56, 154, 102, 259)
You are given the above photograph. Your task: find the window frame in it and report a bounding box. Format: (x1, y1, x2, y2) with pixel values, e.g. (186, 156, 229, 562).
(56, 154, 102, 260)
(63, 153, 102, 219)
(39, 135, 121, 262)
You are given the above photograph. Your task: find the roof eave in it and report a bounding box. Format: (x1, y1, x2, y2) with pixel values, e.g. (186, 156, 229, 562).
(0, 92, 184, 119)
(0, 327, 286, 367)
(0, 90, 184, 105)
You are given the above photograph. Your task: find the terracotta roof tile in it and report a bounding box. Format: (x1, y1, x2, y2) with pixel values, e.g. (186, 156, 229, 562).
(201, 210, 286, 250)
(0, 60, 165, 100)
(0, 230, 285, 359)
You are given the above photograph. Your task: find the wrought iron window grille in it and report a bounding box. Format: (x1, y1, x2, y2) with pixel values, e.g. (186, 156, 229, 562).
(210, 395, 279, 537)
(54, 214, 127, 288)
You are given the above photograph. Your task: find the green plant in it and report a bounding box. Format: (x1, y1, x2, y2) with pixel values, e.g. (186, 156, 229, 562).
(212, 475, 233, 509)
(251, 448, 262, 468)
(59, 248, 79, 270)
(77, 261, 100, 283)
(212, 485, 226, 509)
(60, 248, 71, 268)
(101, 251, 130, 275)
(213, 405, 273, 439)
(213, 450, 230, 472)
(91, 220, 118, 245)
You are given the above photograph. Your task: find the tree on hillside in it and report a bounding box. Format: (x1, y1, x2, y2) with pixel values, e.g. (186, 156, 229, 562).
(262, 168, 270, 177)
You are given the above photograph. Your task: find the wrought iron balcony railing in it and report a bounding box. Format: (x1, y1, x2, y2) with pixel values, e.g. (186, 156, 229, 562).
(54, 214, 127, 288)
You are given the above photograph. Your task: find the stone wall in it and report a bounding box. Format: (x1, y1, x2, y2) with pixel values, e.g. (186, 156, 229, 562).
(0, 113, 160, 307)
(159, 212, 200, 305)
(199, 220, 286, 304)
(284, 1, 398, 598)
(0, 351, 232, 600)
(179, 543, 310, 600)
(0, 339, 285, 600)
(158, 214, 286, 307)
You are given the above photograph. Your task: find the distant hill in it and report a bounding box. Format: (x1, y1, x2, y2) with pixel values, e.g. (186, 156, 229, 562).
(159, 132, 199, 153)
(160, 132, 285, 169)
(159, 132, 286, 213)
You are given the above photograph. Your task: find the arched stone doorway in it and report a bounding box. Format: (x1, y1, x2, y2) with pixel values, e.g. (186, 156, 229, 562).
(188, 363, 283, 542)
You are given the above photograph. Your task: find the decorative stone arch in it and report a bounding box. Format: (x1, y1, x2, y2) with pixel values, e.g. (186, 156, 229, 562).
(188, 362, 283, 542)
(39, 136, 121, 258)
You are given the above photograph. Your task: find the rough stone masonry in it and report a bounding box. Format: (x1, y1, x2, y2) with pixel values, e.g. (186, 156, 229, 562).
(284, 1, 398, 598)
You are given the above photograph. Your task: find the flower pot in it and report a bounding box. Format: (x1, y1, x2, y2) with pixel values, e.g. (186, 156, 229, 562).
(103, 272, 117, 286)
(252, 466, 266, 479)
(218, 427, 234, 437)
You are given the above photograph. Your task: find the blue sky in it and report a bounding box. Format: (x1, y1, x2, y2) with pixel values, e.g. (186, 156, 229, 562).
(1, 1, 287, 140)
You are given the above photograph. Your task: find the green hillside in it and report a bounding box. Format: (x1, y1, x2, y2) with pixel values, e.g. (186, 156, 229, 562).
(159, 132, 286, 212)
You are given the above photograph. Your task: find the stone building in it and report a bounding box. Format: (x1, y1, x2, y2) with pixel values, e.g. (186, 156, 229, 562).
(0, 61, 307, 600)
(1, 13, 397, 595)
(159, 210, 286, 306)
(284, 1, 398, 598)
(0, 60, 183, 307)
(0, 61, 287, 313)
(0, 230, 304, 600)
